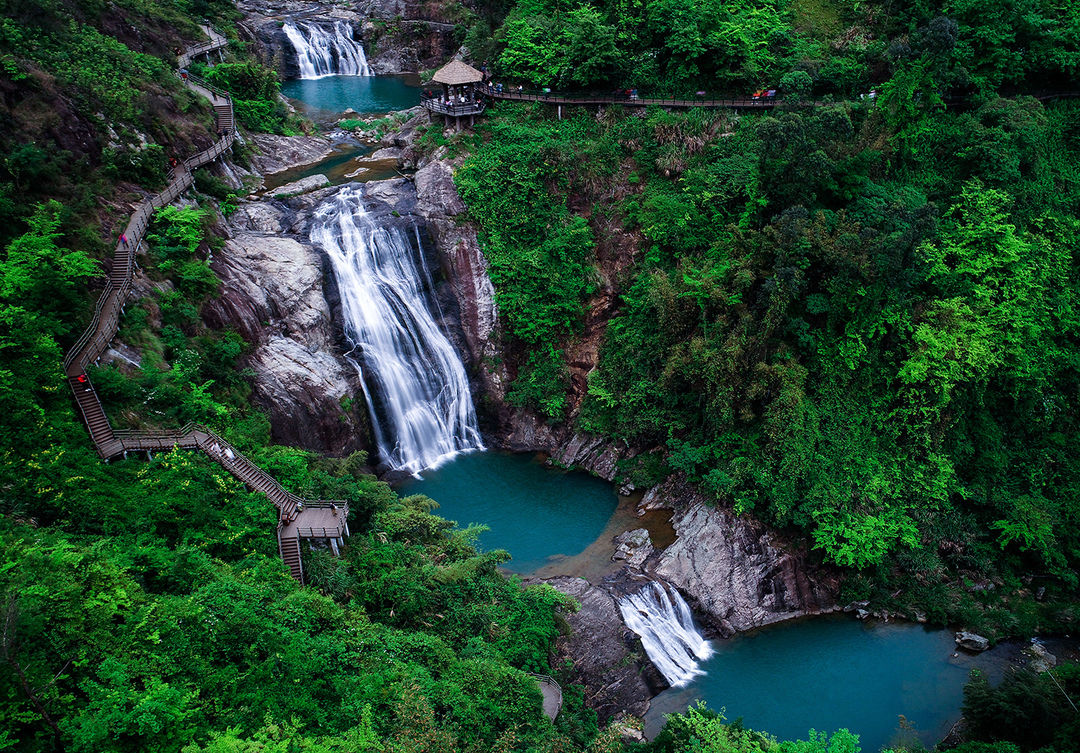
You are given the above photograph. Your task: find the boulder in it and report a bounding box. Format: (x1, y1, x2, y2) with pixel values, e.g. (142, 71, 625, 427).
(1027, 642, 1057, 673)
(955, 631, 991, 652)
(612, 529, 654, 569)
(649, 476, 841, 635)
(272, 174, 331, 197)
(249, 133, 335, 176)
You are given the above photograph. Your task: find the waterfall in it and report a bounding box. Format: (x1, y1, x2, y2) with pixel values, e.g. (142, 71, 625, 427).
(312, 187, 484, 475)
(618, 581, 713, 687)
(283, 20, 371, 78)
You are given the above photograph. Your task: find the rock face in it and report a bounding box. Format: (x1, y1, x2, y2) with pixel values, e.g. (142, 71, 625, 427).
(204, 220, 368, 454)
(544, 576, 667, 722)
(239, 0, 459, 77)
(413, 159, 506, 399)
(647, 476, 841, 635)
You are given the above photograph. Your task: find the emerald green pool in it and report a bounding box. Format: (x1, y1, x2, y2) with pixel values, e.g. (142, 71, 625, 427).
(644, 616, 1026, 752)
(390, 451, 1059, 751)
(395, 451, 620, 573)
(281, 74, 420, 117)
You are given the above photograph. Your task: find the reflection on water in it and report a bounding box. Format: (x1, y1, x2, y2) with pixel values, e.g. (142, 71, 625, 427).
(281, 74, 421, 117)
(261, 142, 407, 193)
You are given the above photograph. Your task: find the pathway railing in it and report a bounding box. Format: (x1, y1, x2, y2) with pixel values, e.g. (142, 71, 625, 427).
(62, 26, 346, 579)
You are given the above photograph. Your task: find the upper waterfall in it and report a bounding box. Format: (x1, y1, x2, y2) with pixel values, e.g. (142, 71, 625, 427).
(618, 581, 714, 687)
(312, 187, 484, 476)
(283, 20, 371, 78)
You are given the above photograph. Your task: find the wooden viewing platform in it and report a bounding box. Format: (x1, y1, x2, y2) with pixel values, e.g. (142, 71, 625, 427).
(531, 674, 563, 720)
(63, 26, 348, 584)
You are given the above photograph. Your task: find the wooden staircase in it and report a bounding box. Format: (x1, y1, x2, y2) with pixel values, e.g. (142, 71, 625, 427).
(278, 532, 304, 584)
(60, 26, 348, 582)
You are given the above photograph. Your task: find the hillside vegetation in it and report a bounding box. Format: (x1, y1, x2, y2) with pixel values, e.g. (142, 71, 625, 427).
(2, 0, 1080, 751)
(455, 0, 1080, 637)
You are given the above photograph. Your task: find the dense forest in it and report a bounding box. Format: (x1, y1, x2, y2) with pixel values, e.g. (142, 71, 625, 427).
(456, 0, 1080, 634)
(1, 0, 1079, 750)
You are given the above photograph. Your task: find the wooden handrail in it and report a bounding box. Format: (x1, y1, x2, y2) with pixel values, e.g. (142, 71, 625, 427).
(62, 27, 347, 559)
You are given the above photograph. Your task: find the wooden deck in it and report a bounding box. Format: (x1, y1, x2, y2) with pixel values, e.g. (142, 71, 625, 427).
(63, 26, 346, 584)
(488, 88, 780, 110)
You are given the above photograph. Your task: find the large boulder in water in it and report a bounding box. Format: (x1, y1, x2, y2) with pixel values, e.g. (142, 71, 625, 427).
(955, 631, 991, 652)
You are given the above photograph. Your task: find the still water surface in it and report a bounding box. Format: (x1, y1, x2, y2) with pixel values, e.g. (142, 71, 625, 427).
(395, 454, 1039, 752)
(395, 451, 620, 573)
(645, 616, 1023, 752)
(281, 74, 420, 116)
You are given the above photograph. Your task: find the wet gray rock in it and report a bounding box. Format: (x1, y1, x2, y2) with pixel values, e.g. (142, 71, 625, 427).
(544, 576, 666, 722)
(955, 631, 991, 652)
(229, 201, 290, 234)
(272, 174, 331, 197)
(249, 133, 335, 176)
(612, 529, 654, 569)
(649, 476, 841, 635)
(369, 146, 403, 163)
(1027, 642, 1057, 672)
(101, 343, 142, 373)
(203, 230, 366, 454)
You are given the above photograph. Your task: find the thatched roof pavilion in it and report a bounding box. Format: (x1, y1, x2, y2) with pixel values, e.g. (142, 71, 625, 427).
(432, 60, 484, 86)
(423, 60, 487, 129)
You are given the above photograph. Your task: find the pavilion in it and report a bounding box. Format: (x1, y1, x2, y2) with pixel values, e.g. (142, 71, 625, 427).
(421, 60, 486, 130)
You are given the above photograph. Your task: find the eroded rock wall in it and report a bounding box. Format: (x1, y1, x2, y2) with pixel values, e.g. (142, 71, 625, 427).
(645, 476, 842, 635)
(543, 576, 667, 722)
(204, 196, 369, 454)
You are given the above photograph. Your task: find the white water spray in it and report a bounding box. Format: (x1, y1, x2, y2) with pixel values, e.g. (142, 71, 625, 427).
(283, 20, 372, 78)
(619, 581, 714, 687)
(312, 187, 484, 475)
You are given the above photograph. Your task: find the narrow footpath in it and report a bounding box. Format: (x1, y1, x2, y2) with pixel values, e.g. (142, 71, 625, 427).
(63, 26, 346, 584)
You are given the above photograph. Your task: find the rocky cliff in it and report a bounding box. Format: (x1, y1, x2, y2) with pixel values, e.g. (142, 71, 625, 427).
(238, 0, 460, 77)
(543, 576, 667, 722)
(643, 476, 842, 635)
(204, 189, 370, 454)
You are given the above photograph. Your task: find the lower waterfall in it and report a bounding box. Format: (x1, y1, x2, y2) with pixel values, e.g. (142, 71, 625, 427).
(312, 187, 484, 475)
(283, 20, 371, 78)
(619, 581, 714, 687)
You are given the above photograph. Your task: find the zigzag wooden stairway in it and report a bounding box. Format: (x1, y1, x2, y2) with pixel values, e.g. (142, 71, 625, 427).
(63, 27, 347, 584)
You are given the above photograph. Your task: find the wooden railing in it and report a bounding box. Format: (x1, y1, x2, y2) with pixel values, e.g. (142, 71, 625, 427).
(420, 95, 487, 116)
(62, 27, 347, 570)
(295, 526, 347, 538)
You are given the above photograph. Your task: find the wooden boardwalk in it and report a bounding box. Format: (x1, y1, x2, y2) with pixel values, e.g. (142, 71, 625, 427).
(64, 26, 346, 584)
(488, 88, 779, 110)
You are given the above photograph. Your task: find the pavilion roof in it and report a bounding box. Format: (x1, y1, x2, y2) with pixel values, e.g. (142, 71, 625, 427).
(432, 60, 483, 85)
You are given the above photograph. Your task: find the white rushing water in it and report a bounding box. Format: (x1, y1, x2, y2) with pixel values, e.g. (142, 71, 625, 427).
(283, 20, 372, 78)
(619, 581, 714, 687)
(312, 187, 484, 475)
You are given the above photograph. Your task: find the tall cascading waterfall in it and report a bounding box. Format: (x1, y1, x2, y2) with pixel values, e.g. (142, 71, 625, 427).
(312, 187, 484, 475)
(283, 20, 372, 78)
(618, 581, 714, 687)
